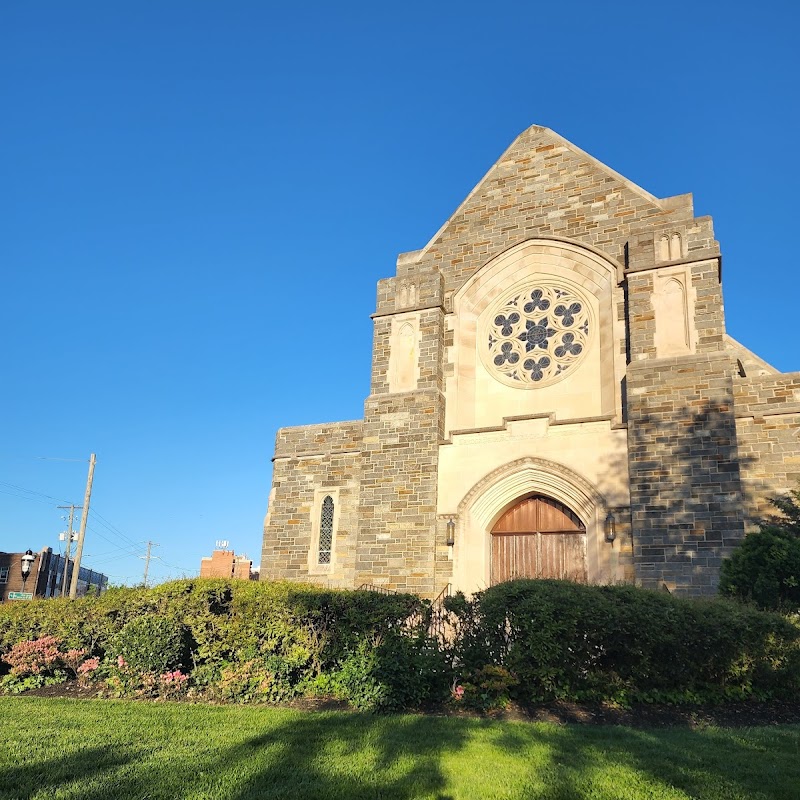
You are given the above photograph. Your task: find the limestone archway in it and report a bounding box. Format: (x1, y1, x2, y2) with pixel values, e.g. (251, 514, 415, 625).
(452, 457, 614, 593)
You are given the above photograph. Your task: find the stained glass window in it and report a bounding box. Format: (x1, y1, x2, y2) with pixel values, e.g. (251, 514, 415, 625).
(318, 496, 334, 565)
(483, 284, 590, 388)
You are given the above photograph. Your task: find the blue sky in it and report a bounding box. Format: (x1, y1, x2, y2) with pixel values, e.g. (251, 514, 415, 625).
(2, 1, 798, 585)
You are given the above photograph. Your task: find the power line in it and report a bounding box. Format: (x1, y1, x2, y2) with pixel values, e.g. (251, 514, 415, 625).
(0, 480, 73, 505)
(89, 508, 143, 550)
(84, 523, 146, 556)
(83, 547, 146, 560)
(153, 555, 199, 575)
(0, 488, 58, 506)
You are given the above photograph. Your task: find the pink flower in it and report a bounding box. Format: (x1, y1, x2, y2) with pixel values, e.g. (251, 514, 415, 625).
(160, 669, 188, 684)
(3, 637, 61, 677)
(117, 656, 126, 668)
(452, 685, 465, 700)
(77, 657, 100, 675)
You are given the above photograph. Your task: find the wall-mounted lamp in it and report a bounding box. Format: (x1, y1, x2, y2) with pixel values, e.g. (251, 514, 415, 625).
(446, 518, 455, 547)
(604, 512, 616, 544)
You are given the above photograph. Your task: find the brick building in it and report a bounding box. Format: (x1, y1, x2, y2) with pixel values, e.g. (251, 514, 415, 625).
(199, 549, 255, 580)
(261, 125, 800, 598)
(0, 548, 108, 601)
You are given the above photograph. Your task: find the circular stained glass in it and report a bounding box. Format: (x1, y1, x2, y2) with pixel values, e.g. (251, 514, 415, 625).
(482, 283, 591, 388)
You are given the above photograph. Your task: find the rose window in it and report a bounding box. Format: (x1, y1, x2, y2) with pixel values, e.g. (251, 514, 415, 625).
(483, 285, 591, 387)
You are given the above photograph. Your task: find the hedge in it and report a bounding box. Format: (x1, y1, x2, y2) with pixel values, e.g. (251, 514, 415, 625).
(447, 580, 800, 705)
(1, 578, 798, 709)
(0, 579, 446, 710)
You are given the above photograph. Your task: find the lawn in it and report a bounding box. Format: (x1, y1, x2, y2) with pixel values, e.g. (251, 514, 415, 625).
(0, 698, 798, 800)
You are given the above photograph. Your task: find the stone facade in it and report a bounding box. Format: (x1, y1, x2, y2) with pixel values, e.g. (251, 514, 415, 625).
(261, 125, 800, 598)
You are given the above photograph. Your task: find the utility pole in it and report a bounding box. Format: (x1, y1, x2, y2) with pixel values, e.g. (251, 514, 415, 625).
(57, 504, 81, 597)
(140, 541, 159, 587)
(69, 453, 96, 599)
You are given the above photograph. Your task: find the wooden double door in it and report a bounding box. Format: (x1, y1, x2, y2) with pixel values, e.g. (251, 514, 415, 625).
(490, 495, 587, 584)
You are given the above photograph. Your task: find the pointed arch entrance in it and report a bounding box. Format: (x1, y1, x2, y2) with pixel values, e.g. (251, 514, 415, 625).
(451, 456, 613, 593)
(490, 495, 587, 583)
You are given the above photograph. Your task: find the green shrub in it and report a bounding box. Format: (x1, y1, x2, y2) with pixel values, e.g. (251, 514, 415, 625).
(317, 631, 449, 712)
(108, 614, 188, 675)
(458, 665, 518, 711)
(447, 579, 800, 705)
(720, 486, 800, 613)
(720, 527, 800, 612)
(6, 576, 793, 710)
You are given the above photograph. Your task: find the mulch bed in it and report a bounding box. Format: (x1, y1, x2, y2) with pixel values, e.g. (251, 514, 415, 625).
(15, 681, 800, 728)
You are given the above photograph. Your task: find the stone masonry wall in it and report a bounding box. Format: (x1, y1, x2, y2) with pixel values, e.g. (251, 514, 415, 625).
(261, 126, 761, 598)
(625, 249, 746, 596)
(390, 126, 718, 305)
(273, 420, 363, 459)
(355, 306, 445, 597)
(734, 373, 800, 524)
(261, 421, 363, 588)
(626, 352, 745, 595)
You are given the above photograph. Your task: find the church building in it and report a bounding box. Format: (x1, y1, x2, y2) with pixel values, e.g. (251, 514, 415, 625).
(261, 125, 800, 598)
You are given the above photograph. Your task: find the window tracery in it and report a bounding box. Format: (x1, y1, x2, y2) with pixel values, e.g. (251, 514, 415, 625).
(483, 284, 591, 387)
(318, 496, 334, 564)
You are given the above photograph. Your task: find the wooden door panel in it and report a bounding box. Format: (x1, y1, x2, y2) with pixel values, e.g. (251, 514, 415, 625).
(491, 534, 512, 584)
(563, 533, 588, 583)
(537, 498, 583, 532)
(493, 498, 538, 533)
(539, 532, 559, 579)
(491, 496, 587, 585)
(514, 534, 539, 579)
(493, 496, 583, 533)
(491, 533, 541, 582)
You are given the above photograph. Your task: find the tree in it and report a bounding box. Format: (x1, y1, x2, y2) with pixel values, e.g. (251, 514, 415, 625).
(720, 488, 800, 612)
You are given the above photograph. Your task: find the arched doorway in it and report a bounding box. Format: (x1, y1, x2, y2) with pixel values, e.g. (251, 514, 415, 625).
(491, 495, 587, 584)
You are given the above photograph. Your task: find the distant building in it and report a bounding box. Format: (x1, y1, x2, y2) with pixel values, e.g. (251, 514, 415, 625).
(0, 548, 108, 601)
(200, 549, 255, 580)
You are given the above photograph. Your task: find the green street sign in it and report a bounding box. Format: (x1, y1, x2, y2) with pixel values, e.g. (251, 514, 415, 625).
(7, 592, 33, 600)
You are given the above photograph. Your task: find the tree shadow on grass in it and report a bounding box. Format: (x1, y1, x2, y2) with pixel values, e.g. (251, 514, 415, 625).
(455, 717, 800, 800)
(6, 706, 799, 800)
(56, 710, 466, 800)
(0, 745, 137, 800)
(514, 723, 799, 800)
(227, 712, 464, 800)
(613, 725, 800, 800)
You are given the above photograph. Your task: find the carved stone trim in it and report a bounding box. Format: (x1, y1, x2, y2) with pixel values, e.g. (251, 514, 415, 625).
(456, 456, 608, 526)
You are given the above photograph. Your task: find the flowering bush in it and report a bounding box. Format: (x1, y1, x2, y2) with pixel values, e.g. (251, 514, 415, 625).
(0, 637, 105, 694)
(0, 636, 68, 693)
(62, 648, 87, 677)
(3, 636, 62, 677)
(77, 657, 100, 683)
(159, 669, 190, 700)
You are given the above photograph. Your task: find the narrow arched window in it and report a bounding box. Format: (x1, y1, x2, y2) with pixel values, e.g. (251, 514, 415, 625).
(318, 496, 334, 564)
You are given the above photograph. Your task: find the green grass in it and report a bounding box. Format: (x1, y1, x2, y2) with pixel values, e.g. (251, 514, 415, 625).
(1, 698, 799, 799)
